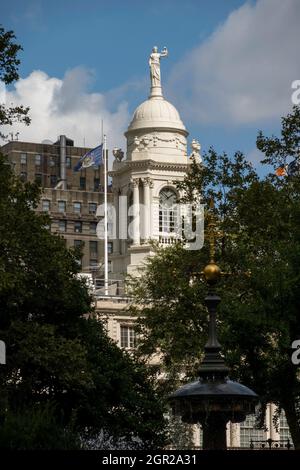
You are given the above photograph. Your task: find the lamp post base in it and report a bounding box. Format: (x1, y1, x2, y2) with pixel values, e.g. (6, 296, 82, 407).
(202, 414, 228, 450)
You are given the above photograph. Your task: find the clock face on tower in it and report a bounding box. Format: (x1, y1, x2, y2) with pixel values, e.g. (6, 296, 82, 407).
(159, 188, 176, 207)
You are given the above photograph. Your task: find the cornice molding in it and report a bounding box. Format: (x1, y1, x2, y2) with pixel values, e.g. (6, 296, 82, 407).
(109, 159, 190, 177)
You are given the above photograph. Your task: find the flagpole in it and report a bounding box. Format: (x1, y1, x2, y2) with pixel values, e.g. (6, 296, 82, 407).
(103, 133, 108, 296)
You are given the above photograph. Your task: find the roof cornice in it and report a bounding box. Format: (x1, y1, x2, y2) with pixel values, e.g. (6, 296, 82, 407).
(109, 159, 190, 176)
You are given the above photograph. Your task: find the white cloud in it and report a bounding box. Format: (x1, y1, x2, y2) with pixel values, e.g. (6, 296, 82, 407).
(1, 67, 129, 154)
(168, 0, 300, 125)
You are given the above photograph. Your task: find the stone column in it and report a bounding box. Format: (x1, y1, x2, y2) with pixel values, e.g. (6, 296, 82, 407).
(269, 403, 280, 441)
(119, 187, 128, 255)
(149, 179, 154, 239)
(266, 402, 271, 439)
(113, 188, 120, 254)
(142, 178, 151, 242)
(229, 422, 240, 448)
(131, 178, 140, 245)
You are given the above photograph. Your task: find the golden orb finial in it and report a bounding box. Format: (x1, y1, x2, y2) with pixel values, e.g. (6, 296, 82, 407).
(203, 262, 221, 285)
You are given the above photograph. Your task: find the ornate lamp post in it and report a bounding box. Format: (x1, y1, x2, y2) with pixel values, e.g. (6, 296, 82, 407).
(169, 203, 258, 450)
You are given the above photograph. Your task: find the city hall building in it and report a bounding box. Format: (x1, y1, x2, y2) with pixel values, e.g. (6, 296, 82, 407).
(1, 48, 292, 449)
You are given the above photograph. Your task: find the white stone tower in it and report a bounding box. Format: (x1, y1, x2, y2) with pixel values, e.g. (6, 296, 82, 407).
(110, 47, 199, 278)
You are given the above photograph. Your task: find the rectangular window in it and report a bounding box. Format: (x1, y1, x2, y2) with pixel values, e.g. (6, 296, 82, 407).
(49, 157, 56, 167)
(120, 325, 137, 349)
(42, 200, 50, 212)
(74, 241, 83, 269)
(80, 177, 86, 190)
(58, 220, 66, 232)
(35, 173, 42, 184)
(90, 222, 97, 233)
(279, 411, 293, 443)
(89, 240, 98, 257)
(20, 172, 27, 182)
(50, 175, 57, 187)
(89, 202, 97, 214)
(74, 221, 82, 233)
(58, 200, 66, 213)
(35, 154, 42, 166)
(20, 153, 27, 164)
(108, 242, 113, 254)
(66, 156, 71, 168)
(94, 178, 100, 191)
(74, 201, 81, 213)
(239, 414, 265, 448)
(159, 207, 178, 233)
(108, 222, 114, 235)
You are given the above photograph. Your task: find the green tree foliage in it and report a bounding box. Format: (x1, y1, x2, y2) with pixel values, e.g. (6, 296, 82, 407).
(0, 402, 80, 450)
(0, 25, 30, 139)
(257, 105, 300, 166)
(166, 415, 195, 450)
(129, 108, 300, 447)
(129, 149, 257, 385)
(0, 156, 166, 449)
(129, 242, 208, 392)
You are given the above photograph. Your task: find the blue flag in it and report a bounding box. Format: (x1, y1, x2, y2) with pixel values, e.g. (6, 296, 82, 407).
(73, 144, 103, 172)
(287, 158, 300, 177)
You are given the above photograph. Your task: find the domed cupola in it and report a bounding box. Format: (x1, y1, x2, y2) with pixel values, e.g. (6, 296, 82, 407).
(126, 95, 187, 135)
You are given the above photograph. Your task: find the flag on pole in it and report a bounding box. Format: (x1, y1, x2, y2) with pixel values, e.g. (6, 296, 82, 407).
(73, 144, 103, 172)
(287, 158, 300, 177)
(275, 159, 300, 177)
(275, 165, 287, 176)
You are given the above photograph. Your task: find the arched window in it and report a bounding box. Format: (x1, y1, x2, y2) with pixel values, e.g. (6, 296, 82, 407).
(159, 188, 178, 234)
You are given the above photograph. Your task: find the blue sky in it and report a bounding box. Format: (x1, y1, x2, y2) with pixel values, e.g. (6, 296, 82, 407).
(2, 0, 300, 173)
(2, 0, 245, 86)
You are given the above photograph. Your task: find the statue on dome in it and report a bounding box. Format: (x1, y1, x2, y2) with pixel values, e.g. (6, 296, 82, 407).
(149, 46, 168, 88)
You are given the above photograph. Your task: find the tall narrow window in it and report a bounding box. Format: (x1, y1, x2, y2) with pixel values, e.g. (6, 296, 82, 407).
(74, 221, 82, 233)
(89, 240, 98, 257)
(35, 173, 42, 184)
(94, 178, 100, 191)
(80, 177, 86, 190)
(58, 200, 66, 213)
(90, 222, 97, 233)
(50, 175, 57, 187)
(74, 201, 81, 213)
(120, 325, 137, 349)
(58, 220, 67, 232)
(159, 188, 178, 234)
(35, 154, 42, 166)
(89, 202, 97, 214)
(20, 153, 27, 165)
(74, 240, 83, 268)
(42, 200, 50, 212)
